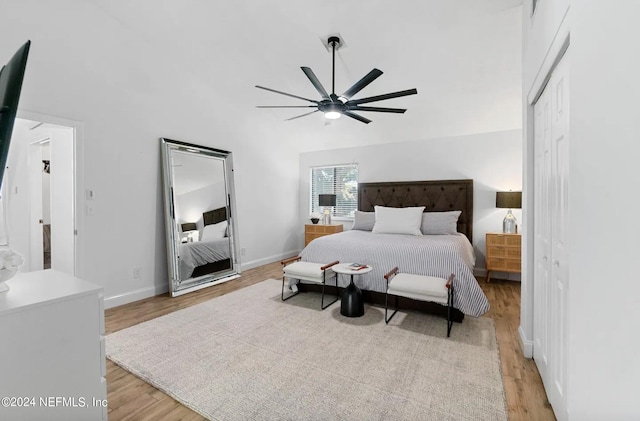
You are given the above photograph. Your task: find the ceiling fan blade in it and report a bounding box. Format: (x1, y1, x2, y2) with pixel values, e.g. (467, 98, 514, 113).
(255, 85, 319, 104)
(285, 110, 320, 121)
(342, 111, 372, 124)
(301, 67, 330, 99)
(256, 105, 317, 108)
(347, 88, 418, 105)
(347, 105, 407, 113)
(340, 68, 383, 100)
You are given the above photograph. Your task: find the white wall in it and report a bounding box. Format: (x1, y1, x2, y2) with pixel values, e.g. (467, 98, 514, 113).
(0, 1, 301, 305)
(523, 1, 640, 419)
(569, 2, 640, 419)
(299, 129, 523, 276)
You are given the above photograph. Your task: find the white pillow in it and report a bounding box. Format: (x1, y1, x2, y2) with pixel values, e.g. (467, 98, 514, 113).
(421, 211, 461, 235)
(201, 221, 227, 241)
(372, 206, 425, 236)
(351, 211, 375, 231)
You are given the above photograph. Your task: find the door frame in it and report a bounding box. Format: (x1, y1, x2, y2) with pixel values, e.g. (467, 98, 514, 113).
(520, 25, 570, 359)
(17, 110, 84, 277)
(27, 138, 45, 271)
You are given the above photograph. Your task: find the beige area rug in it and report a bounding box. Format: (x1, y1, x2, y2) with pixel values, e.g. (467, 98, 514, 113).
(106, 279, 507, 421)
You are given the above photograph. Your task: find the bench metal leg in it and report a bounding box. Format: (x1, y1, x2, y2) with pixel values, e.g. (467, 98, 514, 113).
(281, 275, 299, 302)
(385, 292, 399, 324)
(446, 286, 454, 337)
(320, 271, 339, 310)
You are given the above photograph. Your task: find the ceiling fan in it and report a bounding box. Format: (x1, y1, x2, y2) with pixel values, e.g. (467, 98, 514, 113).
(255, 36, 418, 124)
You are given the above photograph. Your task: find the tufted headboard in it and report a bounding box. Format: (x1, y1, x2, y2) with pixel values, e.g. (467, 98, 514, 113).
(357, 179, 474, 243)
(203, 206, 227, 226)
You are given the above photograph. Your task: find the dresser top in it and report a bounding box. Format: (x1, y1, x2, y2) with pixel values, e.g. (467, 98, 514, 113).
(0, 270, 102, 315)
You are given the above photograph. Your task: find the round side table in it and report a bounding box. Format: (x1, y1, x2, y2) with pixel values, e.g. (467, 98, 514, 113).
(332, 263, 372, 317)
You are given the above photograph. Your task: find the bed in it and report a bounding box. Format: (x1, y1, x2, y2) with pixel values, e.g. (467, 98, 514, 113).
(299, 179, 489, 318)
(178, 207, 232, 280)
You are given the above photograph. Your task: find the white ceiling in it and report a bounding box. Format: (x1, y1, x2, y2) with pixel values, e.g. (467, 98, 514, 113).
(80, 0, 522, 151)
(0, 0, 522, 153)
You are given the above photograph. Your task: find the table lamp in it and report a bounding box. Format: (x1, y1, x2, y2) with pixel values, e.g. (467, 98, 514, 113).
(318, 194, 337, 225)
(496, 191, 522, 233)
(181, 222, 198, 242)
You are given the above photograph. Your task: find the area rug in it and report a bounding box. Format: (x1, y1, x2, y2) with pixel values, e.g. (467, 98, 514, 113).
(106, 279, 507, 421)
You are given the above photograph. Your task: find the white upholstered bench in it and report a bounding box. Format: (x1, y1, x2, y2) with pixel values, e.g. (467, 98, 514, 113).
(280, 257, 339, 310)
(383, 267, 455, 337)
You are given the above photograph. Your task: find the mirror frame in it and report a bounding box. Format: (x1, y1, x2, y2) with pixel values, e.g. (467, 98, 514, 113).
(160, 138, 240, 296)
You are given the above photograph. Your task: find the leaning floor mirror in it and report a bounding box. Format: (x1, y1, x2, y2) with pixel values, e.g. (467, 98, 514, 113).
(161, 138, 240, 296)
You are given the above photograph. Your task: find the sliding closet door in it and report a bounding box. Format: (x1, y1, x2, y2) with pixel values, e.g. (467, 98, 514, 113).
(533, 78, 551, 384)
(533, 49, 569, 419)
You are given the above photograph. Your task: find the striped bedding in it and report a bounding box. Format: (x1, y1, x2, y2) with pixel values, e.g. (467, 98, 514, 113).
(300, 230, 489, 317)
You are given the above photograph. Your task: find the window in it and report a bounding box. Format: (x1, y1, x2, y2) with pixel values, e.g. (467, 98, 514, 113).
(310, 164, 358, 218)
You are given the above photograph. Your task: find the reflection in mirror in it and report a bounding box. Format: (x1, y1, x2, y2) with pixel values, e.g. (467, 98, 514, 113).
(161, 138, 240, 296)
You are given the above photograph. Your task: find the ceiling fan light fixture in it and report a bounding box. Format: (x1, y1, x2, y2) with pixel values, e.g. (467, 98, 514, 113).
(324, 102, 342, 119)
(325, 110, 341, 120)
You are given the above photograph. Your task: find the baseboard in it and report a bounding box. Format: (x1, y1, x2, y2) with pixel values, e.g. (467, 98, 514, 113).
(518, 325, 534, 358)
(103, 251, 300, 308)
(105, 283, 169, 309)
(475, 267, 522, 282)
(240, 249, 301, 271)
(474, 268, 487, 277)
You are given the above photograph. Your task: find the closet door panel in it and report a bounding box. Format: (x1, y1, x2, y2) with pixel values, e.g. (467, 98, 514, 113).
(533, 48, 570, 420)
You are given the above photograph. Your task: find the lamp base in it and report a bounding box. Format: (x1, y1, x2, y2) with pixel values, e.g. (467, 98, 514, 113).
(503, 209, 517, 234)
(321, 209, 332, 225)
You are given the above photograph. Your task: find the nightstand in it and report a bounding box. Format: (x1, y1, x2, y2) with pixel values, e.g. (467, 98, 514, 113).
(485, 232, 521, 282)
(304, 223, 343, 246)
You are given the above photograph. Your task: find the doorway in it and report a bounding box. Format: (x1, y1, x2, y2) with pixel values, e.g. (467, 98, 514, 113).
(4, 117, 76, 275)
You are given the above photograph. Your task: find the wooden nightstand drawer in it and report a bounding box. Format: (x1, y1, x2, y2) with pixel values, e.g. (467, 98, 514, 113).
(305, 223, 343, 246)
(305, 224, 337, 235)
(487, 233, 521, 247)
(487, 246, 521, 259)
(486, 232, 522, 282)
(487, 257, 521, 272)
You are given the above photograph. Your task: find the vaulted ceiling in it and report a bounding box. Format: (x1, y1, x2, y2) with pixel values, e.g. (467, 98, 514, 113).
(4, 1, 522, 155)
(82, 0, 523, 151)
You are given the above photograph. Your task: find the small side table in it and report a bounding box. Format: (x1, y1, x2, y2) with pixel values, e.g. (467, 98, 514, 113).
(333, 263, 372, 317)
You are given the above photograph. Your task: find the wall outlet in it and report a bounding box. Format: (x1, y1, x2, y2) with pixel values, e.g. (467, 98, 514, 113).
(86, 203, 96, 215)
(241, 248, 246, 256)
(133, 267, 141, 279)
(86, 189, 95, 200)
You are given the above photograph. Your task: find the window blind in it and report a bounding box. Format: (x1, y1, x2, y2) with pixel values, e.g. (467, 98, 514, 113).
(310, 164, 358, 218)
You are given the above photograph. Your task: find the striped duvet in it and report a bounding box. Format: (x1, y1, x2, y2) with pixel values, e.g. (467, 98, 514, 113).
(300, 230, 489, 317)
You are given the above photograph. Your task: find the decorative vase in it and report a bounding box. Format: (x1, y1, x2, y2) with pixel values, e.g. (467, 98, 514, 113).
(0, 268, 17, 293)
(310, 218, 320, 224)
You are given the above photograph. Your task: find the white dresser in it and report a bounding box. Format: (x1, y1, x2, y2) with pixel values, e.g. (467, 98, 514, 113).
(0, 270, 107, 420)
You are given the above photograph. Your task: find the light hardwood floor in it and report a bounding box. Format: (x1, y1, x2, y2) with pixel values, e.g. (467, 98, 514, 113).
(105, 262, 556, 421)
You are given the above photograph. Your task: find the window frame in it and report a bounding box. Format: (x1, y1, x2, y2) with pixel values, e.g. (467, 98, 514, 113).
(309, 163, 358, 220)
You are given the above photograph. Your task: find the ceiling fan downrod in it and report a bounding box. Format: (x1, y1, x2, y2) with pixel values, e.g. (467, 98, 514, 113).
(328, 36, 340, 96)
